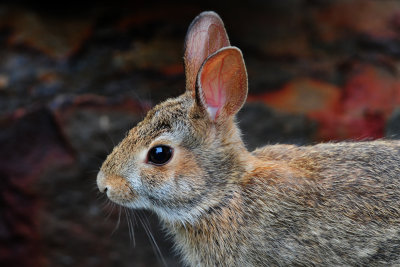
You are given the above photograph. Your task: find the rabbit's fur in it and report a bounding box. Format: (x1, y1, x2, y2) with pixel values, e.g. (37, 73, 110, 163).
(97, 11, 400, 266)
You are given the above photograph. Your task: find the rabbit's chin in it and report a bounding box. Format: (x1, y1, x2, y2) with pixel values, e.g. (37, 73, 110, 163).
(106, 194, 151, 210)
(152, 205, 205, 225)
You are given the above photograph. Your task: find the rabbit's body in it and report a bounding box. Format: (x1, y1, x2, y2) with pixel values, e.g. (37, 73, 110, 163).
(168, 141, 400, 266)
(97, 11, 400, 266)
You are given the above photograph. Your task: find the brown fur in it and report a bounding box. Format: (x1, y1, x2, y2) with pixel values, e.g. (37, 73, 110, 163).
(97, 11, 400, 266)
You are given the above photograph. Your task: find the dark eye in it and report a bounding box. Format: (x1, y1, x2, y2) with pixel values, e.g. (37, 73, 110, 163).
(147, 145, 173, 165)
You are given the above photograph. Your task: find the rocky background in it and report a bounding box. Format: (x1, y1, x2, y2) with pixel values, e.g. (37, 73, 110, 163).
(1, 0, 400, 266)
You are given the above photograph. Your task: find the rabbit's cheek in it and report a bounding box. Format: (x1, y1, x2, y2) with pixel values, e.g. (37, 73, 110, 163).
(140, 167, 170, 191)
(140, 148, 206, 203)
(173, 154, 206, 194)
(139, 146, 182, 189)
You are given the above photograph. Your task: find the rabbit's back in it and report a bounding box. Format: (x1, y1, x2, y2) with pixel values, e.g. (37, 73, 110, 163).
(245, 140, 400, 265)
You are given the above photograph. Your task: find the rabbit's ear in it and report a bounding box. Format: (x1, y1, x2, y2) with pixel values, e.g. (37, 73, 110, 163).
(184, 11, 230, 96)
(197, 47, 248, 122)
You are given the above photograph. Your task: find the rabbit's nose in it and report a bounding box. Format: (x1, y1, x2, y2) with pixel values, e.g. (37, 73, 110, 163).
(96, 172, 135, 203)
(97, 171, 108, 193)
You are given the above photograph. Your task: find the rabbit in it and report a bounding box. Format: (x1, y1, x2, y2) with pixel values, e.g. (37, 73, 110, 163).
(97, 11, 400, 266)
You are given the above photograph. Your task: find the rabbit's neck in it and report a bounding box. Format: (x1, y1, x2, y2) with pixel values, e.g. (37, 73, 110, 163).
(164, 188, 247, 266)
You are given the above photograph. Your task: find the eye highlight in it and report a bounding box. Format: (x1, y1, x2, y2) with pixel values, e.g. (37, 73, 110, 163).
(147, 145, 173, 165)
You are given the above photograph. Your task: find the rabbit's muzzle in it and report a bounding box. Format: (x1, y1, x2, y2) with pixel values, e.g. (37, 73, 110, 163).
(97, 171, 136, 204)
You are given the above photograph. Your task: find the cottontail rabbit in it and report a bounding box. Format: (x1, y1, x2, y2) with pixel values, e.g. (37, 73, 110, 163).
(97, 11, 400, 266)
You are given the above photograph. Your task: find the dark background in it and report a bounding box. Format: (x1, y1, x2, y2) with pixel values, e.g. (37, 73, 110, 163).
(1, 0, 400, 266)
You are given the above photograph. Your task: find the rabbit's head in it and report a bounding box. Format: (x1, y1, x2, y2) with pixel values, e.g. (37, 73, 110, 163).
(97, 12, 248, 224)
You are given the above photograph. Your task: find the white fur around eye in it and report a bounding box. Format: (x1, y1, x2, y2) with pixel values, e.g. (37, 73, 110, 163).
(138, 149, 148, 163)
(151, 131, 184, 147)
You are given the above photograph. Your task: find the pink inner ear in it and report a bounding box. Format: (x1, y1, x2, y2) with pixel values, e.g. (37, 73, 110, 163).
(199, 47, 248, 121)
(201, 57, 227, 120)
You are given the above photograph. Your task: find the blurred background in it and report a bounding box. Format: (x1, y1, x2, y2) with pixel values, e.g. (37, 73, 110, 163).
(1, 0, 400, 266)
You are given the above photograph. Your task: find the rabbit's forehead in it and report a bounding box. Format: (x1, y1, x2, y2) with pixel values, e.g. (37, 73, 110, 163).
(128, 96, 192, 147)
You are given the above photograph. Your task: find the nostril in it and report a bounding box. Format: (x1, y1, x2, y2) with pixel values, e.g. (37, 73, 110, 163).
(97, 171, 109, 193)
(98, 184, 108, 194)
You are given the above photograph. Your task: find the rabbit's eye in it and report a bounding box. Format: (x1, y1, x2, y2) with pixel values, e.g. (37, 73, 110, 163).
(147, 145, 173, 165)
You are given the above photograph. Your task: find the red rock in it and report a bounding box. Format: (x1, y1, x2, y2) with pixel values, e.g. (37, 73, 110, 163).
(310, 64, 400, 140)
(341, 65, 400, 117)
(310, 111, 385, 141)
(249, 64, 400, 141)
(313, 0, 400, 41)
(248, 78, 341, 114)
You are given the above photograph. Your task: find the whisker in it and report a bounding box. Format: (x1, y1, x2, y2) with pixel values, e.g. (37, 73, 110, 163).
(138, 211, 168, 267)
(124, 207, 136, 247)
(128, 209, 137, 247)
(111, 206, 122, 236)
(105, 201, 116, 221)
